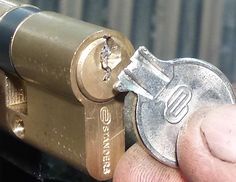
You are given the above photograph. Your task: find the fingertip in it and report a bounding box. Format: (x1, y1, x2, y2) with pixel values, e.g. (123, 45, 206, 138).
(200, 105, 236, 163)
(177, 105, 236, 182)
(114, 144, 184, 182)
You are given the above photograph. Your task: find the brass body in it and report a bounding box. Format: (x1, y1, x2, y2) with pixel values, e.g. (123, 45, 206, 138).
(0, 0, 18, 15)
(0, 1, 134, 180)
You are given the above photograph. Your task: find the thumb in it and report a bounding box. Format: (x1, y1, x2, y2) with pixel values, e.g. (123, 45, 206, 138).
(177, 105, 236, 182)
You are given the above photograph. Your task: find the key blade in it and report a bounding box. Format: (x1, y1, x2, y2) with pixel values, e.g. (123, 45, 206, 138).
(114, 46, 173, 100)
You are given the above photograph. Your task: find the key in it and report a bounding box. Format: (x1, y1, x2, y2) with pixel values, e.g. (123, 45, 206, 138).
(114, 46, 235, 167)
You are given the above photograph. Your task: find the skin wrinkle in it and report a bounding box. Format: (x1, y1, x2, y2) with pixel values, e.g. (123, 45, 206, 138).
(200, 107, 236, 163)
(200, 127, 235, 164)
(177, 106, 236, 182)
(131, 145, 163, 182)
(178, 130, 211, 181)
(114, 144, 184, 182)
(177, 109, 213, 181)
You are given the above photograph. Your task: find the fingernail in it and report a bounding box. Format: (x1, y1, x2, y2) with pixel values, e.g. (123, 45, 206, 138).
(200, 105, 236, 163)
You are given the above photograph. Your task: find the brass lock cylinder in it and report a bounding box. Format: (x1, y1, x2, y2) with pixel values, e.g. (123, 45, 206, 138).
(0, 0, 134, 180)
(0, 0, 133, 102)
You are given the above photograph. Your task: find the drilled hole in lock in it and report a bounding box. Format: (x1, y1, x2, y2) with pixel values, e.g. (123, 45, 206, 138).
(76, 32, 133, 102)
(100, 36, 122, 82)
(12, 117, 25, 139)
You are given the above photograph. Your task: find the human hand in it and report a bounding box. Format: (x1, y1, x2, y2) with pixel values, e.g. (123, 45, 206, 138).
(113, 105, 236, 182)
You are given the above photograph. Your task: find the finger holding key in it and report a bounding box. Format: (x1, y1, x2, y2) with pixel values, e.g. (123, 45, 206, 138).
(115, 46, 235, 167)
(114, 105, 236, 182)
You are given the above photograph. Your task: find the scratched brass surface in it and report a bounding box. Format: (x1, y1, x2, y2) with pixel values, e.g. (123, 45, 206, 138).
(0, 1, 134, 180)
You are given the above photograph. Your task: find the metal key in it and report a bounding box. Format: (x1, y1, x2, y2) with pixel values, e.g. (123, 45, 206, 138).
(114, 46, 235, 167)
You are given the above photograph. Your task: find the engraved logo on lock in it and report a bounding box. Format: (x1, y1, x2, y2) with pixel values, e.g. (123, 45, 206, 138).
(100, 106, 112, 175)
(100, 106, 111, 125)
(164, 86, 192, 124)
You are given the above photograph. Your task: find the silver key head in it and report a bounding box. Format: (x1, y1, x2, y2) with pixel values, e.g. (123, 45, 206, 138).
(115, 46, 235, 167)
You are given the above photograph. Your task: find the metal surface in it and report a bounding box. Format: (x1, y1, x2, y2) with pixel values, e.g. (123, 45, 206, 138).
(0, 129, 98, 182)
(123, 92, 138, 149)
(0, 1, 134, 180)
(115, 46, 235, 167)
(75, 33, 133, 102)
(0, 1, 18, 16)
(0, 6, 40, 74)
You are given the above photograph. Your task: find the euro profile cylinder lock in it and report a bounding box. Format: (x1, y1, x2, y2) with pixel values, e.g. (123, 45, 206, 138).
(0, 0, 134, 180)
